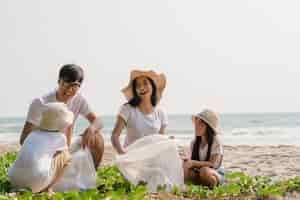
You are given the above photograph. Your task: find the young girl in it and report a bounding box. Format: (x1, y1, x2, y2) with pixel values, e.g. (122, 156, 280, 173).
(183, 109, 225, 187)
(8, 102, 73, 194)
(111, 70, 168, 154)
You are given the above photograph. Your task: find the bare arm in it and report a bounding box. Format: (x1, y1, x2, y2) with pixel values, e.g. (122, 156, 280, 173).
(64, 125, 73, 148)
(190, 154, 223, 169)
(111, 116, 126, 154)
(159, 108, 167, 135)
(81, 112, 102, 149)
(20, 122, 35, 145)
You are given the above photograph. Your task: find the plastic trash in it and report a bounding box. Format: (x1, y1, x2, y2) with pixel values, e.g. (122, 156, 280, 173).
(114, 134, 184, 192)
(53, 148, 97, 192)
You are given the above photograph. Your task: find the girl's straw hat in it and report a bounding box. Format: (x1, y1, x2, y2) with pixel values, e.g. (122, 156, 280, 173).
(39, 102, 74, 131)
(121, 70, 166, 101)
(192, 109, 220, 134)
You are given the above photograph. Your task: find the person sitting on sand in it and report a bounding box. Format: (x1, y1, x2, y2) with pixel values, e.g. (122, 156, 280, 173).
(111, 70, 184, 191)
(8, 103, 73, 194)
(20, 64, 104, 170)
(111, 70, 168, 154)
(183, 109, 225, 187)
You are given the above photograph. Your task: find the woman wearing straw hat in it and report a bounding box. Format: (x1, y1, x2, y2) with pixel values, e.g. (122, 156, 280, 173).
(183, 109, 225, 187)
(111, 70, 184, 191)
(8, 103, 73, 195)
(111, 70, 168, 154)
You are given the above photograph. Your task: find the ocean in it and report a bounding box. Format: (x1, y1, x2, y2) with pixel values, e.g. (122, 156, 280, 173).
(1, 113, 300, 145)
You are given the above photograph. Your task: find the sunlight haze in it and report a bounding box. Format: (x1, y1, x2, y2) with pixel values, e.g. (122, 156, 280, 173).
(1, 0, 300, 116)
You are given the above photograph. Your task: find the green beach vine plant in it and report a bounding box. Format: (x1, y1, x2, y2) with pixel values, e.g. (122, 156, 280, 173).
(0, 152, 299, 199)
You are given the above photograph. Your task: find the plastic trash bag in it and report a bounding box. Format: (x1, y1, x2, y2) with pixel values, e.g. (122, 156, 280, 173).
(54, 118, 102, 192)
(114, 134, 184, 192)
(53, 148, 97, 192)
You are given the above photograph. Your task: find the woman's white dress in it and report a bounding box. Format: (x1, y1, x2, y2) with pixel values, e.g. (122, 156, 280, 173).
(8, 132, 96, 192)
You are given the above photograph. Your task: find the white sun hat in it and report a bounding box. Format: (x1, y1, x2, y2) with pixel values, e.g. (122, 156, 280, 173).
(39, 102, 74, 131)
(121, 70, 167, 102)
(192, 109, 220, 134)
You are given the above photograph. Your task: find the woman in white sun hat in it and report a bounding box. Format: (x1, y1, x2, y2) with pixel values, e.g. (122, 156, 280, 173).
(183, 109, 225, 188)
(8, 102, 73, 195)
(111, 70, 168, 154)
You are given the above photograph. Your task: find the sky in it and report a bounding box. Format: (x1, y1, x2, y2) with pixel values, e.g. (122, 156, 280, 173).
(1, 0, 300, 116)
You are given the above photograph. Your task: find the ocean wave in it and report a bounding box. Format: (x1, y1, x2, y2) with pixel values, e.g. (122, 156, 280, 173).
(1, 131, 300, 145)
(167, 129, 193, 135)
(0, 132, 20, 143)
(0, 122, 23, 127)
(231, 127, 285, 136)
(0, 123, 23, 132)
(249, 120, 264, 124)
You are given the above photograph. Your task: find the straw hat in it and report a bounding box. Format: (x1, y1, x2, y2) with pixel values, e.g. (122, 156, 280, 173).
(121, 70, 166, 101)
(39, 102, 74, 131)
(192, 109, 220, 134)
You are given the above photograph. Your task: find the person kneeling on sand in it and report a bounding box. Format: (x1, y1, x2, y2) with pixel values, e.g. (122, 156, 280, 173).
(8, 103, 73, 195)
(183, 109, 225, 188)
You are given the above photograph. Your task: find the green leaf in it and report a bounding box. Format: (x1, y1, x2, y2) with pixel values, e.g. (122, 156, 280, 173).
(128, 185, 147, 200)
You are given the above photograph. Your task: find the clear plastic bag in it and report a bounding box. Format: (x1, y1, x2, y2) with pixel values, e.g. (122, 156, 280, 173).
(114, 134, 184, 192)
(53, 119, 102, 192)
(53, 148, 97, 192)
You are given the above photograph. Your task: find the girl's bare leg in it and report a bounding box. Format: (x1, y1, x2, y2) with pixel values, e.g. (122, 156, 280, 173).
(197, 167, 219, 188)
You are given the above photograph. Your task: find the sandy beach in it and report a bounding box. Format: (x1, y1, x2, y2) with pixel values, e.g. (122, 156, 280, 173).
(1, 142, 300, 199)
(2, 142, 299, 181)
(103, 144, 300, 181)
(102, 144, 300, 199)
(0, 142, 19, 155)
(222, 145, 300, 180)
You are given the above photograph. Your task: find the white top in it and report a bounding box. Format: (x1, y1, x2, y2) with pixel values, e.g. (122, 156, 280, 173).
(26, 89, 92, 126)
(118, 104, 168, 147)
(8, 131, 67, 193)
(189, 135, 223, 162)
